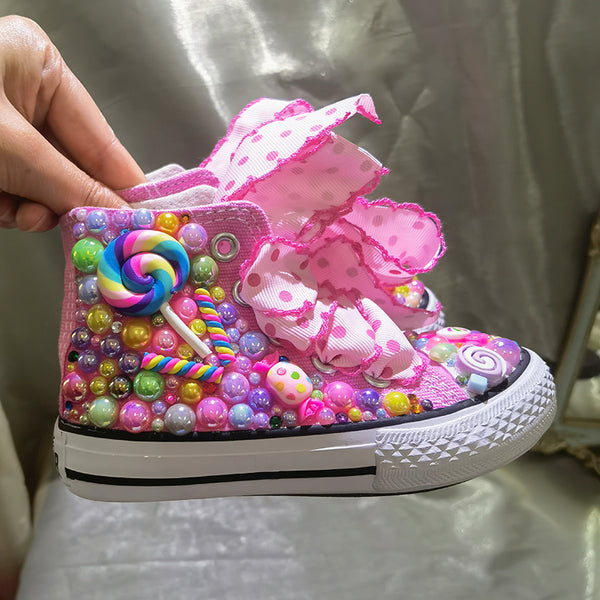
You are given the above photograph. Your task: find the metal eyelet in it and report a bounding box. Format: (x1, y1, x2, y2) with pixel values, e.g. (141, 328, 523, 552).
(363, 373, 391, 388)
(311, 356, 337, 374)
(231, 280, 250, 307)
(210, 232, 240, 262)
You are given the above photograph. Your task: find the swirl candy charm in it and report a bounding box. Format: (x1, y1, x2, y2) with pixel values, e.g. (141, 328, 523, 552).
(141, 352, 223, 383)
(97, 230, 211, 357)
(455, 344, 508, 389)
(194, 288, 236, 366)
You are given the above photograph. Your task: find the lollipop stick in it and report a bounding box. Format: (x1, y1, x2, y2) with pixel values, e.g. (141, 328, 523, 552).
(160, 302, 211, 358)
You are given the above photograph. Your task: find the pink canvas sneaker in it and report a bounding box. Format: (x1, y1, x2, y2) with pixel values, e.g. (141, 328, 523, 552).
(53, 95, 555, 501)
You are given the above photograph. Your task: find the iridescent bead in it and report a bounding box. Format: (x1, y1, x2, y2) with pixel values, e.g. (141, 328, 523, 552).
(165, 376, 178, 389)
(99, 359, 117, 378)
(405, 291, 421, 308)
(108, 375, 133, 400)
(376, 408, 387, 419)
(348, 407, 362, 422)
(236, 356, 252, 373)
(252, 412, 270, 429)
(86, 210, 108, 233)
(165, 392, 177, 405)
(111, 321, 122, 334)
(383, 391, 411, 416)
(178, 223, 208, 253)
(164, 403, 196, 435)
(485, 337, 521, 368)
(336, 412, 349, 424)
(155, 212, 180, 235)
(247, 387, 273, 411)
(151, 418, 165, 433)
(102, 230, 117, 245)
(71, 237, 104, 273)
(324, 381, 355, 410)
(190, 255, 219, 286)
(72, 222, 86, 239)
(217, 303, 238, 326)
(75, 208, 87, 222)
(153, 327, 177, 354)
(71, 327, 92, 350)
(190, 318, 207, 336)
(429, 343, 458, 363)
(310, 390, 324, 400)
(196, 397, 228, 429)
(239, 331, 269, 361)
(210, 286, 226, 304)
(74, 307, 87, 323)
(269, 415, 282, 429)
(248, 371, 262, 386)
(120, 400, 150, 433)
(100, 334, 122, 357)
(152, 400, 167, 415)
(225, 328, 241, 344)
(172, 296, 197, 323)
(88, 396, 118, 428)
(77, 349, 99, 373)
(90, 376, 108, 396)
(178, 344, 194, 359)
(318, 407, 336, 426)
(355, 388, 381, 411)
(62, 373, 87, 403)
(455, 374, 469, 386)
(421, 399, 434, 411)
(228, 403, 254, 429)
(113, 210, 130, 228)
(231, 343, 240, 354)
(118, 352, 140, 375)
(221, 372, 250, 405)
(180, 381, 203, 404)
(408, 279, 425, 295)
(362, 410, 375, 421)
(86, 304, 113, 334)
(131, 208, 155, 229)
(133, 371, 165, 402)
(77, 275, 100, 305)
(151, 313, 166, 327)
(122, 319, 151, 349)
(79, 414, 90, 426)
(310, 373, 324, 390)
(235, 318, 249, 333)
(282, 410, 298, 427)
(68, 350, 79, 362)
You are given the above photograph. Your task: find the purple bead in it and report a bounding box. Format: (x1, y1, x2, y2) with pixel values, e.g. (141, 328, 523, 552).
(77, 349, 99, 373)
(252, 412, 270, 429)
(131, 208, 154, 229)
(178, 223, 207, 253)
(72, 222, 86, 239)
(236, 356, 252, 373)
(235, 318, 249, 333)
(196, 397, 228, 429)
(100, 334, 122, 357)
(247, 387, 273, 411)
(335, 412, 349, 424)
(248, 371, 262, 385)
(324, 381, 355, 410)
(118, 352, 141, 375)
(217, 302, 239, 326)
(71, 327, 92, 350)
(113, 210, 130, 228)
(220, 372, 250, 405)
(239, 331, 270, 361)
(86, 210, 107, 233)
(152, 400, 167, 415)
(421, 399, 433, 411)
(485, 338, 521, 368)
(226, 327, 241, 343)
(355, 388, 381, 411)
(77, 275, 100, 305)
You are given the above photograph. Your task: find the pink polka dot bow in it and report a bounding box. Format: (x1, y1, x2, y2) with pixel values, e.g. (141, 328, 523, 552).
(204, 94, 446, 382)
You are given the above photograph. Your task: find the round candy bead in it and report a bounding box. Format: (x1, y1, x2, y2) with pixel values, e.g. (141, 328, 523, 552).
(118, 352, 141, 375)
(86, 304, 113, 334)
(239, 331, 270, 361)
(216, 302, 238, 326)
(90, 376, 108, 396)
(122, 318, 152, 349)
(100, 334, 122, 357)
(485, 337, 521, 368)
(108, 375, 133, 400)
(178, 344, 194, 359)
(267, 363, 313, 406)
(172, 296, 197, 323)
(153, 327, 177, 354)
(77, 349, 99, 374)
(88, 396, 119, 428)
(152, 400, 167, 415)
(429, 343, 458, 363)
(99, 359, 117, 378)
(152, 418, 165, 432)
(355, 388, 381, 411)
(269, 415, 282, 428)
(252, 412, 270, 429)
(383, 391, 411, 416)
(75, 307, 88, 323)
(310, 390, 323, 400)
(324, 381, 354, 410)
(236, 356, 252, 373)
(155, 212, 180, 235)
(131, 208, 155, 229)
(226, 327, 241, 343)
(248, 371, 262, 385)
(180, 381, 203, 404)
(247, 387, 273, 411)
(133, 371, 164, 401)
(178, 223, 208, 253)
(62, 372, 87, 402)
(72, 222, 86, 239)
(112, 210, 130, 228)
(235, 318, 249, 333)
(190, 318, 207, 336)
(86, 210, 108, 233)
(228, 403, 254, 429)
(196, 397, 228, 429)
(77, 275, 101, 304)
(120, 400, 150, 433)
(164, 403, 196, 435)
(190, 255, 219, 286)
(71, 327, 92, 350)
(408, 279, 425, 295)
(220, 371, 250, 405)
(464, 331, 489, 346)
(348, 407, 362, 422)
(71, 237, 104, 273)
(209, 286, 226, 303)
(318, 407, 336, 425)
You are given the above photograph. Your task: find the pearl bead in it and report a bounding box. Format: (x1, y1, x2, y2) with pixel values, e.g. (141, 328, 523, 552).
(71, 237, 104, 274)
(383, 392, 411, 416)
(133, 371, 165, 401)
(88, 396, 118, 428)
(196, 397, 228, 429)
(120, 400, 150, 433)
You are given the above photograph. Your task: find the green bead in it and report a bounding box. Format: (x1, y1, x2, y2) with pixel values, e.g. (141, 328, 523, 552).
(71, 237, 104, 273)
(311, 390, 324, 400)
(133, 371, 164, 401)
(190, 255, 219, 286)
(68, 350, 79, 362)
(269, 415, 282, 429)
(88, 396, 119, 428)
(429, 343, 457, 363)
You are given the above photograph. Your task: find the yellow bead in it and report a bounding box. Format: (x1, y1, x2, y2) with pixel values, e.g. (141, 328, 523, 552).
(122, 318, 152, 349)
(348, 407, 362, 422)
(155, 212, 180, 236)
(99, 359, 117, 378)
(86, 303, 113, 334)
(394, 285, 409, 297)
(209, 286, 226, 303)
(90, 376, 108, 395)
(180, 381, 202, 404)
(383, 391, 411, 416)
(190, 318, 207, 336)
(178, 344, 194, 359)
(67, 364, 75, 372)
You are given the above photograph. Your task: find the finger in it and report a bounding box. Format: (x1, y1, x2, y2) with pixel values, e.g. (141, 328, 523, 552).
(15, 200, 57, 232)
(0, 193, 18, 228)
(42, 47, 146, 190)
(0, 105, 129, 215)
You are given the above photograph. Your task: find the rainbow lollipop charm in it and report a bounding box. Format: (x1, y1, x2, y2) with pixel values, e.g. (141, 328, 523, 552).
(194, 288, 236, 366)
(97, 230, 211, 358)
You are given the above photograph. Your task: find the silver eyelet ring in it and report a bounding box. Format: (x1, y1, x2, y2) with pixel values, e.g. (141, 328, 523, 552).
(210, 232, 240, 262)
(311, 356, 337, 374)
(232, 280, 250, 307)
(362, 373, 391, 388)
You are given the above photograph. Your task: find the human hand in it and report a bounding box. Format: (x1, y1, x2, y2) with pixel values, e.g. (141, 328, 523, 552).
(0, 15, 145, 232)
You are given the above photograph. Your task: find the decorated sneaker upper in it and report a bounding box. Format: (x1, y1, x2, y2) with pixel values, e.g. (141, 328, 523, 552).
(58, 95, 527, 435)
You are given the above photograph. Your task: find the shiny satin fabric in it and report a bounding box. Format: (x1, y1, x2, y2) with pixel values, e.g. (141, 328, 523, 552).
(0, 1, 598, 597)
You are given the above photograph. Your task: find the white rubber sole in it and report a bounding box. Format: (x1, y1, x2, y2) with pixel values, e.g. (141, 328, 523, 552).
(54, 350, 555, 502)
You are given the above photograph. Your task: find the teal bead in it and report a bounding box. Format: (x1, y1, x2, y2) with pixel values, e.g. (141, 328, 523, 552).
(429, 343, 458, 363)
(71, 237, 104, 273)
(133, 371, 165, 401)
(88, 396, 119, 428)
(190, 255, 219, 286)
